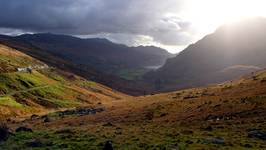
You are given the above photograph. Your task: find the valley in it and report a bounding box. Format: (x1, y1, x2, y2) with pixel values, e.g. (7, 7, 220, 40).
(0, 42, 266, 149)
(0, 18, 266, 150)
(1, 64, 266, 149)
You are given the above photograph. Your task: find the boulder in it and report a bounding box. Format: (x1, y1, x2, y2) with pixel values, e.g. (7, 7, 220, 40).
(103, 122, 113, 127)
(248, 129, 266, 140)
(25, 139, 44, 147)
(16, 127, 33, 133)
(42, 116, 51, 123)
(30, 114, 39, 120)
(204, 126, 213, 132)
(209, 137, 225, 145)
(103, 141, 114, 150)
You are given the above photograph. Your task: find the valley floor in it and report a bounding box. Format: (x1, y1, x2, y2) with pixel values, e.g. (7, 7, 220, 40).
(1, 70, 266, 149)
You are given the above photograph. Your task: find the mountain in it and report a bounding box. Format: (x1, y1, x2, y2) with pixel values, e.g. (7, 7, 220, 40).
(0, 43, 126, 118)
(0, 35, 155, 96)
(3, 33, 173, 78)
(1, 30, 266, 149)
(145, 17, 266, 92)
(3, 66, 266, 149)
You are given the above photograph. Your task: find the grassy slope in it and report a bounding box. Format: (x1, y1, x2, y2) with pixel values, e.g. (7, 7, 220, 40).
(2, 69, 266, 149)
(0, 44, 126, 119)
(0, 44, 43, 72)
(116, 68, 150, 80)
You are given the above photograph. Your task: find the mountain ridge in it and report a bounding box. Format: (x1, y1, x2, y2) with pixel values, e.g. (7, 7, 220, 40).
(15, 33, 173, 70)
(0, 35, 156, 95)
(145, 17, 266, 92)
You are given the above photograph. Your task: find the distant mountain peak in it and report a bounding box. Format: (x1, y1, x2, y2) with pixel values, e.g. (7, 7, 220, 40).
(145, 17, 266, 92)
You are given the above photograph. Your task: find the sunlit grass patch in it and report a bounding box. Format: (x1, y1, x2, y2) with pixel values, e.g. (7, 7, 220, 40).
(0, 72, 55, 94)
(0, 96, 23, 108)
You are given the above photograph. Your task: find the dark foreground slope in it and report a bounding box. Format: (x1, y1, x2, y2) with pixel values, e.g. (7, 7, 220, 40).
(2, 68, 266, 149)
(145, 18, 266, 92)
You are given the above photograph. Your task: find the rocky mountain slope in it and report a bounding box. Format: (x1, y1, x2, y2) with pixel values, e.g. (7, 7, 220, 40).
(145, 18, 266, 92)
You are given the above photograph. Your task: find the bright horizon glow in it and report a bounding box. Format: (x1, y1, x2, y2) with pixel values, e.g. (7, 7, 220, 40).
(77, 0, 266, 54)
(143, 0, 266, 53)
(181, 0, 266, 41)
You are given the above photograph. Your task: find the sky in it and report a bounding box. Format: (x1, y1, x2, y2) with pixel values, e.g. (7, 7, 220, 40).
(0, 0, 266, 53)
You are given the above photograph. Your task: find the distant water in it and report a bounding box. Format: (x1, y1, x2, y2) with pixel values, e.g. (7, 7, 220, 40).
(144, 65, 162, 70)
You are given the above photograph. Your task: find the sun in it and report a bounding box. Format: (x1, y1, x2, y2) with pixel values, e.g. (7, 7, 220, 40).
(182, 0, 266, 37)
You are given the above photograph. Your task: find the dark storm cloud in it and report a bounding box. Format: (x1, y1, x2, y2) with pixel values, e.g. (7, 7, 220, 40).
(0, 0, 193, 46)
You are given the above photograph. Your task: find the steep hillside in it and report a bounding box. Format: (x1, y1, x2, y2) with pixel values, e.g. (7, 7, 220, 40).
(145, 18, 266, 92)
(0, 36, 153, 96)
(2, 68, 266, 149)
(0, 44, 126, 119)
(1, 33, 173, 78)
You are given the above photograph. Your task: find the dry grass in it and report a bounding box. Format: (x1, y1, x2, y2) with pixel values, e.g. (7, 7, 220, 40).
(3, 69, 266, 149)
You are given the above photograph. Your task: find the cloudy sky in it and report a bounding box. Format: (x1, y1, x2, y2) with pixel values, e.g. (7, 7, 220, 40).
(0, 0, 265, 53)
